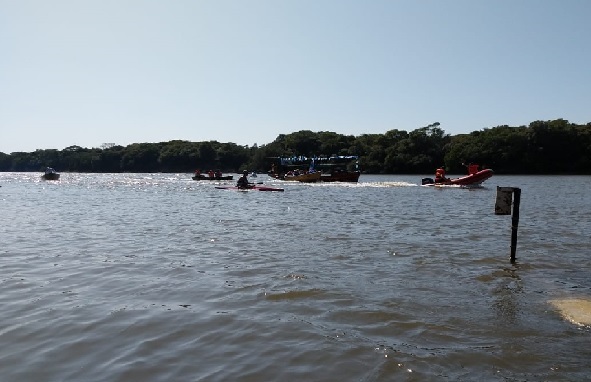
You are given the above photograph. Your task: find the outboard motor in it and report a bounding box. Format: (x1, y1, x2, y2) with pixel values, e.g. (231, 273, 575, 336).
(421, 177, 434, 185)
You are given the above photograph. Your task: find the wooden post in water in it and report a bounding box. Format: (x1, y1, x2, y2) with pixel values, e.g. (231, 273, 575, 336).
(495, 187, 522, 263)
(509, 188, 521, 262)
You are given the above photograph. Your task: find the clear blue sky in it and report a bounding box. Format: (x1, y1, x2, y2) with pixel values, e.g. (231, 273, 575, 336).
(1, 0, 589, 154)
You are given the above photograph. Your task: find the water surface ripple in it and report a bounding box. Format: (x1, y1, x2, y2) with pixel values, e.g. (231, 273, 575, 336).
(1, 173, 590, 381)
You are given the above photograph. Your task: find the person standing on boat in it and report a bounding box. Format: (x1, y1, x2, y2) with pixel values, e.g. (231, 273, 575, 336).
(236, 170, 252, 189)
(462, 162, 479, 175)
(435, 166, 447, 183)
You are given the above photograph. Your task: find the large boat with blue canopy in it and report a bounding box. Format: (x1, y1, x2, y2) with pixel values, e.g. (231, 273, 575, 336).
(268, 155, 361, 183)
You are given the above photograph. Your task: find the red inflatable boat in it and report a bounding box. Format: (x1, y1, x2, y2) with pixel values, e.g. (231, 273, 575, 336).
(422, 168, 494, 187)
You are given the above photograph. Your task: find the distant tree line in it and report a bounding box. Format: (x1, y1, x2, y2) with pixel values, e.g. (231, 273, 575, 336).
(1, 119, 590, 174)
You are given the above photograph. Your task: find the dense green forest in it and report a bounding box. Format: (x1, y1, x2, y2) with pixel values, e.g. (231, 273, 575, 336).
(1, 119, 590, 174)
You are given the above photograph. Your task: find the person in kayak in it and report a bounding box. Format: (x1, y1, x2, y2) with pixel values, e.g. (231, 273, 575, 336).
(236, 170, 253, 189)
(434, 166, 448, 183)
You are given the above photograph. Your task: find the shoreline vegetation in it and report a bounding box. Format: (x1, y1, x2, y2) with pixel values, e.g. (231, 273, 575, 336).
(1, 119, 590, 175)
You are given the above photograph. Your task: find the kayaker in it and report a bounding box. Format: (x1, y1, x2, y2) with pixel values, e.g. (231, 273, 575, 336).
(435, 166, 447, 183)
(236, 170, 252, 189)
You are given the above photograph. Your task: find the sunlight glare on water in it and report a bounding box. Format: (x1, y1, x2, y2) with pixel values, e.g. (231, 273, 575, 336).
(0, 173, 590, 381)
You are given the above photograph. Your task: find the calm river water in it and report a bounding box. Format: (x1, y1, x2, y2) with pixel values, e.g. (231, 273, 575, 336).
(1, 172, 590, 381)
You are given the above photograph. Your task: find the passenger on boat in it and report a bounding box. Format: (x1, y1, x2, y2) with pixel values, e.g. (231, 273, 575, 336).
(462, 163, 479, 175)
(236, 170, 251, 189)
(434, 166, 448, 183)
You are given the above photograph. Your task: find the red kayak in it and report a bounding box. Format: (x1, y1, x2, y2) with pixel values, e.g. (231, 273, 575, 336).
(215, 185, 284, 192)
(422, 169, 494, 186)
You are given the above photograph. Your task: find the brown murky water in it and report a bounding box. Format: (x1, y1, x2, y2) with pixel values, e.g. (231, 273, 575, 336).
(1, 173, 590, 381)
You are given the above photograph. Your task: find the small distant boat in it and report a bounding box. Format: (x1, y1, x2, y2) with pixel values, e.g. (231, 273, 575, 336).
(41, 167, 60, 181)
(192, 174, 234, 181)
(192, 170, 233, 181)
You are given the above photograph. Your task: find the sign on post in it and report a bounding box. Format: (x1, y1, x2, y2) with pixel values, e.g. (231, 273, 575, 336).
(495, 187, 522, 263)
(495, 187, 515, 215)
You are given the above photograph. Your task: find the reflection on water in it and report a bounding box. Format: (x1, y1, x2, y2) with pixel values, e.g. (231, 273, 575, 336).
(491, 267, 523, 324)
(0, 173, 590, 381)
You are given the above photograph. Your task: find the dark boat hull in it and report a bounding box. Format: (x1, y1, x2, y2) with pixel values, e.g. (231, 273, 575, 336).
(320, 171, 360, 182)
(41, 173, 60, 180)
